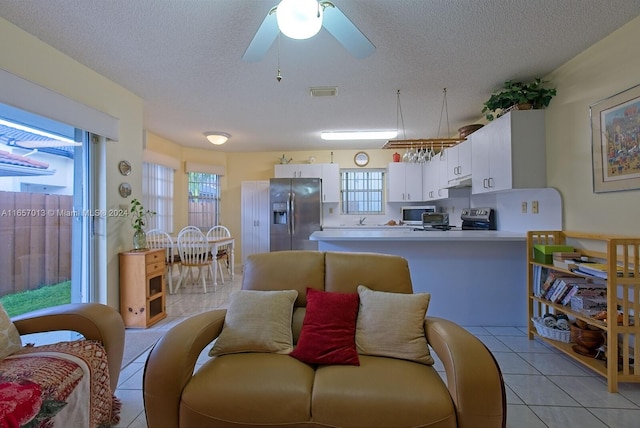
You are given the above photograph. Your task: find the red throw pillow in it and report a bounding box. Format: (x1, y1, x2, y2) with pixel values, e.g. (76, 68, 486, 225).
(290, 288, 360, 365)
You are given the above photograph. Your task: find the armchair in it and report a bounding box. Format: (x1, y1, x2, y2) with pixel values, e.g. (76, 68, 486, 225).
(11, 302, 125, 392)
(3, 302, 125, 427)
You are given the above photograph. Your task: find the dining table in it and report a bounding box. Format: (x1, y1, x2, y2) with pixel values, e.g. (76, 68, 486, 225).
(160, 234, 235, 291)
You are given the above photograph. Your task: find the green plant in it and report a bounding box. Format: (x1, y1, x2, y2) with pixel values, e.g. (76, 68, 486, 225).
(129, 198, 155, 232)
(482, 78, 557, 121)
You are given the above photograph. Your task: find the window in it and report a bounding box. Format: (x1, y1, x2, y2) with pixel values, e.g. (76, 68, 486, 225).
(340, 169, 384, 214)
(188, 172, 220, 228)
(142, 162, 174, 232)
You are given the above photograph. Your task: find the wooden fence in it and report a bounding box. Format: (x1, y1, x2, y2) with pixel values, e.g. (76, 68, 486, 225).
(0, 191, 72, 296)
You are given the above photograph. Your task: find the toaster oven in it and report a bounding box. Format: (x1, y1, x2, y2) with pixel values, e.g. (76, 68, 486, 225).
(401, 205, 437, 225)
(421, 212, 450, 228)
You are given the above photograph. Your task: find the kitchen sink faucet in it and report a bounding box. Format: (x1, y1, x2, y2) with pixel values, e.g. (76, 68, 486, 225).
(359, 217, 366, 225)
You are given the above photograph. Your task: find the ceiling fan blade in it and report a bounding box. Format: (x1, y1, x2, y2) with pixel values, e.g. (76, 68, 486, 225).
(322, 4, 375, 59)
(242, 9, 279, 62)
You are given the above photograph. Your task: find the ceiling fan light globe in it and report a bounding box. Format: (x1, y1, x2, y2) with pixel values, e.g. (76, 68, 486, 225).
(277, 0, 323, 40)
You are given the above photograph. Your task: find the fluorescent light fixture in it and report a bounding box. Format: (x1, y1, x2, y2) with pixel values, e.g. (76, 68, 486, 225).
(320, 130, 398, 141)
(204, 132, 231, 145)
(277, 0, 323, 40)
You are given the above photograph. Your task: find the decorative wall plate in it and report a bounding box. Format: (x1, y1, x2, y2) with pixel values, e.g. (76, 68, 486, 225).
(119, 182, 132, 198)
(118, 160, 132, 176)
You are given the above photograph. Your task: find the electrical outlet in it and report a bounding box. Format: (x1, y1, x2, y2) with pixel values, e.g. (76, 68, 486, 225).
(532, 200, 539, 214)
(521, 201, 527, 213)
(328, 207, 333, 214)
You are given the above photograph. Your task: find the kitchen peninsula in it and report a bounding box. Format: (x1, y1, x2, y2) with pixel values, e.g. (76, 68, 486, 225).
(310, 229, 527, 326)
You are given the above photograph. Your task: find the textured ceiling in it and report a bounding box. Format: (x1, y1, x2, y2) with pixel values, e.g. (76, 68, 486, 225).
(1, 0, 640, 152)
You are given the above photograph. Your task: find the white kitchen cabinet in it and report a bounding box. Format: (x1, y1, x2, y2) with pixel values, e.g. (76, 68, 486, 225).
(320, 163, 340, 203)
(387, 162, 423, 202)
(274, 163, 339, 203)
(422, 152, 449, 201)
(274, 163, 322, 178)
(241, 181, 270, 265)
(446, 139, 472, 187)
(471, 110, 546, 194)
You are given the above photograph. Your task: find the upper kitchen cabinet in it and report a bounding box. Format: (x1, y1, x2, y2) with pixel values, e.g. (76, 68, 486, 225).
(471, 110, 546, 194)
(274, 163, 339, 203)
(446, 139, 472, 187)
(320, 163, 340, 203)
(388, 162, 423, 202)
(422, 152, 449, 201)
(274, 163, 322, 178)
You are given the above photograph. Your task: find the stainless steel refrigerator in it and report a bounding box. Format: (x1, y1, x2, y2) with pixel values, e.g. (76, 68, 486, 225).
(269, 178, 322, 251)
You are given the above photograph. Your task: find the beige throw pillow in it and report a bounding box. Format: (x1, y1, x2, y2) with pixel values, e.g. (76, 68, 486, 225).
(209, 289, 298, 357)
(0, 302, 22, 359)
(356, 285, 434, 365)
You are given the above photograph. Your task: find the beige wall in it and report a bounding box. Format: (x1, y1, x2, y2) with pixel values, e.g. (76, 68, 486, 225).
(544, 16, 640, 233)
(143, 138, 395, 255)
(2, 14, 640, 308)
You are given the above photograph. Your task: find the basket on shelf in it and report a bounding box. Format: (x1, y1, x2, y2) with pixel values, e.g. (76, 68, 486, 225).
(531, 317, 571, 343)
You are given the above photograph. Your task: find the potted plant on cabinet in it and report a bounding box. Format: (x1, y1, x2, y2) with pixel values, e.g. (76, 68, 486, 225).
(482, 78, 557, 121)
(129, 198, 155, 250)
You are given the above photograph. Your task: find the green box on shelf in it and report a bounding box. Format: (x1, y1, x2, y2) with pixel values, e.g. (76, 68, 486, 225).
(533, 245, 574, 264)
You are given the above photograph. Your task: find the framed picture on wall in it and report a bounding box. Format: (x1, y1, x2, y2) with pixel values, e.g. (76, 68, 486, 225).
(590, 82, 640, 193)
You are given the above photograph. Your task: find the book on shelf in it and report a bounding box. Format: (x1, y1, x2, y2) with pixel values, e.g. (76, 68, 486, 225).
(549, 279, 568, 303)
(560, 284, 579, 306)
(576, 263, 624, 279)
(533, 265, 550, 297)
(541, 271, 562, 297)
(552, 259, 579, 270)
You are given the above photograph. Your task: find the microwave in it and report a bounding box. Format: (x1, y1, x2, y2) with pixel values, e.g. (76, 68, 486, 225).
(401, 205, 437, 225)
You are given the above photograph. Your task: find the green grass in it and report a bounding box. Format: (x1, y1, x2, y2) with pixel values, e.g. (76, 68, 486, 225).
(0, 281, 71, 317)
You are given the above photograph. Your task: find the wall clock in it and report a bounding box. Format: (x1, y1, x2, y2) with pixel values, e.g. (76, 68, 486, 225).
(354, 151, 369, 167)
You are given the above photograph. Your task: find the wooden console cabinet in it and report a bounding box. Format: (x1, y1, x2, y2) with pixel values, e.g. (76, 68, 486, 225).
(119, 248, 167, 328)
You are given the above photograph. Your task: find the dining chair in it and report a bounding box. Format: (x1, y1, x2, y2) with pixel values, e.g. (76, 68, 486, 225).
(175, 227, 214, 293)
(206, 225, 232, 285)
(146, 229, 181, 294)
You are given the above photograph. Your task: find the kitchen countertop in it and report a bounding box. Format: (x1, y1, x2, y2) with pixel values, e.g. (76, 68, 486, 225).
(310, 229, 526, 241)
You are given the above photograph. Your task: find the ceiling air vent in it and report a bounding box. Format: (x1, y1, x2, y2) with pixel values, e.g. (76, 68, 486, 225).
(309, 86, 338, 97)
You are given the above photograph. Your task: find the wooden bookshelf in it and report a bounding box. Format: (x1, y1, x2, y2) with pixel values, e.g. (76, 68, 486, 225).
(527, 231, 640, 392)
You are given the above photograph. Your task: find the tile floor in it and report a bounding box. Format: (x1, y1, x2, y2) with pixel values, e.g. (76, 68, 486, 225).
(113, 272, 640, 428)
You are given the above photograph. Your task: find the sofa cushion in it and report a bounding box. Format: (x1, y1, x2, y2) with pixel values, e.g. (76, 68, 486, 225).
(356, 285, 434, 365)
(209, 289, 298, 357)
(312, 355, 456, 428)
(242, 251, 325, 307)
(290, 288, 359, 365)
(182, 353, 314, 425)
(0, 302, 22, 359)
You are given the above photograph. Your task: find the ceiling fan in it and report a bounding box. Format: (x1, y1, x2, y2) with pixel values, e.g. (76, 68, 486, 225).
(242, 0, 375, 62)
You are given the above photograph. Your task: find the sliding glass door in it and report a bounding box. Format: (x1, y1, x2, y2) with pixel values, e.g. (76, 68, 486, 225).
(0, 103, 97, 316)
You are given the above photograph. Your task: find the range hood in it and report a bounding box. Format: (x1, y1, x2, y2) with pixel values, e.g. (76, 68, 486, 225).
(445, 176, 472, 189)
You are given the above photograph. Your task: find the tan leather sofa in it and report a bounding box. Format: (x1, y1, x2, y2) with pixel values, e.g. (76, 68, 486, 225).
(144, 251, 506, 428)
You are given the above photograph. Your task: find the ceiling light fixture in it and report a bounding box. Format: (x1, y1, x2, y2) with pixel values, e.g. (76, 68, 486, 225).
(320, 130, 398, 141)
(276, 0, 323, 40)
(204, 132, 231, 145)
